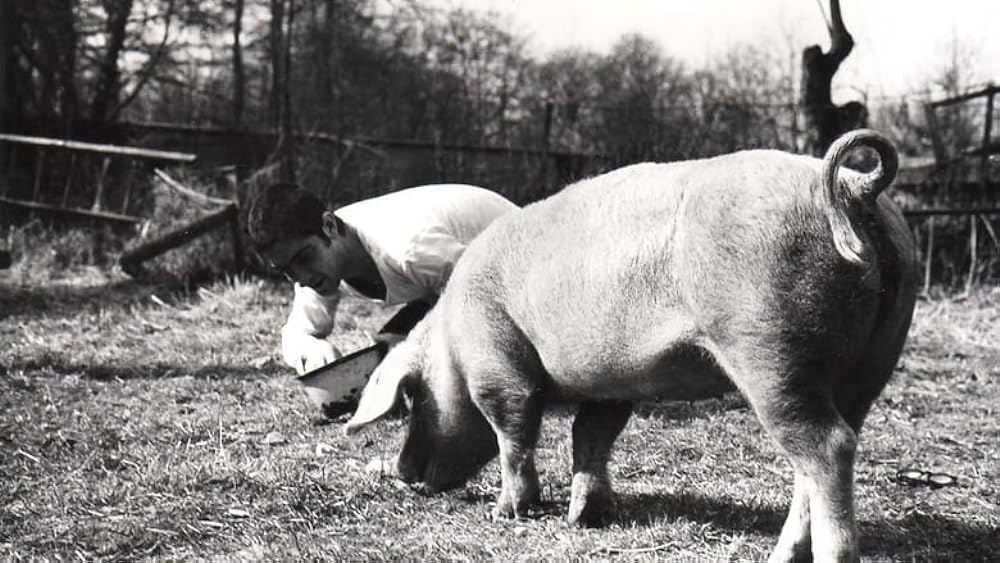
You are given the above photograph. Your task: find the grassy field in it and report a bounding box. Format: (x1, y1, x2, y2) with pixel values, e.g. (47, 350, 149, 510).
(1, 262, 999, 562)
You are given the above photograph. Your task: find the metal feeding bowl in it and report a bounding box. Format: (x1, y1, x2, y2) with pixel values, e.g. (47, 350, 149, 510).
(297, 342, 388, 419)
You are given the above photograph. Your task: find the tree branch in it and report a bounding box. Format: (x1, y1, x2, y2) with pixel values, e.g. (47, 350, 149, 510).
(827, 0, 854, 62)
(89, 0, 135, 124)
(110, 0, 176, 122)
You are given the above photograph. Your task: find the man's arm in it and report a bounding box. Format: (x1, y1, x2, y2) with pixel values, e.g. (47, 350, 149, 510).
(280, 283, 342, 374)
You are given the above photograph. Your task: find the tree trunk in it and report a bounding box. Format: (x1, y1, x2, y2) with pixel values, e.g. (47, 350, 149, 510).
(800, 0, 867, 155)
(269, 0, 296, 183)
(321, 0, 337, 132)
(279, 0, 296, 183)
(24, 2, 80, 134)
(53, 2, 79, 132)
(0, 2, 23, 136)
(0, 1, 22, 197)
(232, 0, 245, 129)
(90, 0, 135, 128)
(268, 0, 285, 128)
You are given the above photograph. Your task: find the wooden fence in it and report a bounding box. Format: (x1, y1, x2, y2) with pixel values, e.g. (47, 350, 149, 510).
(0, 133, 244, 275)
(0, 133, 196, 226)
(895, 84, 1000, 290)
(4, 94, 1000, 285)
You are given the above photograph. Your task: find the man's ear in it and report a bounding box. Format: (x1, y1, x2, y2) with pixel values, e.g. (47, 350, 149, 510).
(322, 211, 347, 239)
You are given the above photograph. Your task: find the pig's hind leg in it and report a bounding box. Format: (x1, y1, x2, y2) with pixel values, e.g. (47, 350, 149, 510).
(568, 400, 632, 527)
(719, 347, 861, 563)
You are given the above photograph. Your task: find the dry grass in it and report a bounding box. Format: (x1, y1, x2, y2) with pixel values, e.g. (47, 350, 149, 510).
(1, 261, 999, 561)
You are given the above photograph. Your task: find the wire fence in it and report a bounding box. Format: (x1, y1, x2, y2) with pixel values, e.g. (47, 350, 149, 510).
(3, 82, 1000, 287)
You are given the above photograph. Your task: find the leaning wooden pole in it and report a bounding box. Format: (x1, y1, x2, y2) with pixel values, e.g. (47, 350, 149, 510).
(120, 204, 240, 277)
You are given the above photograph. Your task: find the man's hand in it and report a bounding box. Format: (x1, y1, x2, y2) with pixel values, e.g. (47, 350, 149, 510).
(282, 333, 341, 375)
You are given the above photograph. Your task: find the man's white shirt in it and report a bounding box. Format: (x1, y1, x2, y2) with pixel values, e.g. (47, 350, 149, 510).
(280, 184, 517, 372)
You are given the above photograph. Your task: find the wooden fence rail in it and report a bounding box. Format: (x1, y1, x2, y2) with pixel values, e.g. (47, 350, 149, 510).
(0, 133, 196, 226)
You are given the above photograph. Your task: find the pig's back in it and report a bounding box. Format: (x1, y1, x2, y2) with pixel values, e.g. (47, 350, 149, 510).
(446, 151, 842, 392)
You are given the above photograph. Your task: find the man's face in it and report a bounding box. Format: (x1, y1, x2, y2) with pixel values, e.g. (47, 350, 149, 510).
(262, 234, 347, 295)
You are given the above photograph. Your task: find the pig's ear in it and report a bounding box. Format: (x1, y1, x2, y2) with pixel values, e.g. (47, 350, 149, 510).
(344, 365, 412, 435)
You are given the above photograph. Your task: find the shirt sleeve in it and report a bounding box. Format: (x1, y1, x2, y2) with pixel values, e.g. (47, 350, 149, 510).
(281, 283, 341, 338)
(399, 227, 468, 295)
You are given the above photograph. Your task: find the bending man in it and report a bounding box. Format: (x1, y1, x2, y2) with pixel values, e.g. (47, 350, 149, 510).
(247, 182, 518, 374)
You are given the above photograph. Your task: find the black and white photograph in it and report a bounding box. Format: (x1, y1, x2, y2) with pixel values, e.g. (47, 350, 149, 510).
(1, 0, 998, 560)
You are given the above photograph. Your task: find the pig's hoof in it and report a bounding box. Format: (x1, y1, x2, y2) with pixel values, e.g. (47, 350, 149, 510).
(524, 480, 541, 507)
(567, 488, 617, 528)
(492, 491, 534, 521)
(767, 544, 812, 563)
(492, 500, 518, 521)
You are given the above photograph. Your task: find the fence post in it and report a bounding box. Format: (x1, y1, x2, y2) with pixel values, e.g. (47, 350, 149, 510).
(980, 86, 995, 187)
(0, 146, 13, 198)
(965, 214, 979, 294)
(229, 208, 245, 271)
(535, 101, 554, 199)
(923, 216, 935, 295)
(924, 104, 947, 166)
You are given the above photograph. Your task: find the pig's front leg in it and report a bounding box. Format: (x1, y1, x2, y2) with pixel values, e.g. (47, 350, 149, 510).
(472, 380, 545, 520)
(493, 436, 541, 519)
(568, 400, 632, 527)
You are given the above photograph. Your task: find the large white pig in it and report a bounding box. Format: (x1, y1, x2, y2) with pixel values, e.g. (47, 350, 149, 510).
(346, 129, 918, 563)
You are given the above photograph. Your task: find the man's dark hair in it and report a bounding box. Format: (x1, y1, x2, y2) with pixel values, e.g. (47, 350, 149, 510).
(247, 183, 327, 252)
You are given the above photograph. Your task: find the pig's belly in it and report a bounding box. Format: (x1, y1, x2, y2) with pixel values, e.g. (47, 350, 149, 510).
(544, 342, 736, 402)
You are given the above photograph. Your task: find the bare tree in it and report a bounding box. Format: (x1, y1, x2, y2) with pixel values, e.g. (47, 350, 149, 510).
(268, 0, 286, 127)
(695, 44, 795, 154)
(90, 0, 136, 126)
(232, 0, 245, 129)
(106, 0, 176, 123)
(0, 1, 25, 135)
(534, 49, 603, 153)
(801, 0, 866, 155)
(593, 34, 695, 164)
(269, 0, 296, 182)
(411, 8, 529, 145)
(17, 1, 81, 133)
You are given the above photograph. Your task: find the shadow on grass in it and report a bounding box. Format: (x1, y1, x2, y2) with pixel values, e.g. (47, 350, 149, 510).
(0, 278, 178, 318)
(614, 490, 998, 560)
(0, 273, 270, 319)
(632, 393, 750, 420)
(3, 358, 277, 381)
(0, 280, 161, 316)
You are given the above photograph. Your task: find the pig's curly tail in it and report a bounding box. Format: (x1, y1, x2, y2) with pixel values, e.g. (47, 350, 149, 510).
(821, 128, 899, 265)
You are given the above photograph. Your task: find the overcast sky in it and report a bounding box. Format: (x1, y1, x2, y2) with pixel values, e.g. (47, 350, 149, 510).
(424, 0, 1000, 102)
